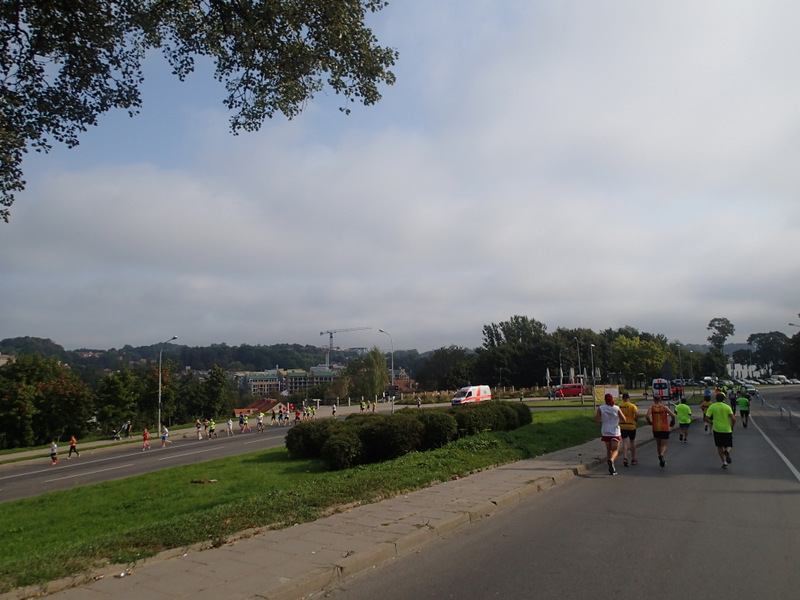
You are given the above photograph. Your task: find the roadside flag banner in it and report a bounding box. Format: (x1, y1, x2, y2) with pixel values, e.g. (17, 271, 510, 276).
(546, 368, 551, 386)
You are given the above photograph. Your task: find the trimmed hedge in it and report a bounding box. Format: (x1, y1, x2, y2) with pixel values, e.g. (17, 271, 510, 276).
(285, 401, 531, 471)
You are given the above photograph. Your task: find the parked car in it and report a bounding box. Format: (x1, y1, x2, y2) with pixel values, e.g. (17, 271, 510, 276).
(790, 379, 800, 384)
(552, 383, 585, 397)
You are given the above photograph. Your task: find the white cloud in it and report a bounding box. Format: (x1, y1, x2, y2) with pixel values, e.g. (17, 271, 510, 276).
(2, 0, 800, 352)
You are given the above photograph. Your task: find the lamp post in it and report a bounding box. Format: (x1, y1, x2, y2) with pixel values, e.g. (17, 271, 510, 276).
(558, 348, 564, 386)
(158, 335, 178, 435)
(574, 337, 583, 403)
(590, 343, 596, 408)
(689, 350, 694, 396)
(378, 329, 394, 412)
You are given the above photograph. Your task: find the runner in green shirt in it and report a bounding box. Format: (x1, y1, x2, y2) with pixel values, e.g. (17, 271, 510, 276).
(704, 393, 735, 469)
(736, 394, 751, 428)
(674, 398, 692, 443)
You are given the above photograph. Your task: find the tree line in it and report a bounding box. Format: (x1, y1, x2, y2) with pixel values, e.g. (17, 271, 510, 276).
(0, 354, 236, 449)
(2, 314, 797, 449)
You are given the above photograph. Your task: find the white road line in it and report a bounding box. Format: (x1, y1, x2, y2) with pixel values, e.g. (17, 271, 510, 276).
(157, 447, 223, 461)
(243, 437, 275, 445)
(45, 464, 135, 483)
(752, 417, 800, 484)
(0, 452, 146, 481)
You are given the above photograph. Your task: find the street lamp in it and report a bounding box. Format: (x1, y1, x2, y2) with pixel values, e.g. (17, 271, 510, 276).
(558, 347, 564, 386)
(378, 329, 394, 386)
(158, 335, 178, 435)
(590, 344, 596, 408)
(574, 337, 582, 403)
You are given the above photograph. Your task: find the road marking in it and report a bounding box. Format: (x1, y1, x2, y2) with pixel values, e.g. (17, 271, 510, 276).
(157, 447, 223, 461)
(752, 417, 800, 484)
(45, 464, 135, 483)
(243, 437, 276, 445)
(0, 453, 133, 481)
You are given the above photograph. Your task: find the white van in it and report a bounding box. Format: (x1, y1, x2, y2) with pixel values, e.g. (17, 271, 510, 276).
(451, 385, 492, 406)
(651, 378, 672, 401)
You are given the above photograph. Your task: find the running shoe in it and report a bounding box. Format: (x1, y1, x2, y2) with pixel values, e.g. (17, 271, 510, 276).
(724, 450, 731, 464)
(722, 463, 728, 469)
(623, 458, 629, 467)
(659, 455, 666, 468)
(608, 460, 616, 475)
(631, 458, 638, 465)
(679, 434, 683, 441)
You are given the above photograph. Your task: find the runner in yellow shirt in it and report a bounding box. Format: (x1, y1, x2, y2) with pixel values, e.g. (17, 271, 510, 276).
(617, 393, 639, 467)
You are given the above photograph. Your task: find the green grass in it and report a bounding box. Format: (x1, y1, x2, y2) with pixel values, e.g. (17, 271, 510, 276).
(0, 409, 598, 593)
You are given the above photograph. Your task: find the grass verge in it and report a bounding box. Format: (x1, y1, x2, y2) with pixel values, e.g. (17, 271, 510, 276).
(0, 409, 598, 593)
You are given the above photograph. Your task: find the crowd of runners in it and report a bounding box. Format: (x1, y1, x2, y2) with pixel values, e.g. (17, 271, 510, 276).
(596, 386, 752, 475)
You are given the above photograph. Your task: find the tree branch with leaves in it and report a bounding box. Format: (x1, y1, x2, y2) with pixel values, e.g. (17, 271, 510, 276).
(0, 0, 397, 222)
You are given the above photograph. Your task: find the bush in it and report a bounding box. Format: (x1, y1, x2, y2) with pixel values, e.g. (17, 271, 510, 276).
(451, 405, 487, 436)
(321, 428, 364, 471)
(350, 414, 390, 463)
(289, 402, 530, 471)
(379, 415, 424, 460)
(509, 401, 533, 427)
(450, 401, 531, 436)
(413, 410, 458, 450)
(285, 420, 340, 459)
(493, 402, 520, 430)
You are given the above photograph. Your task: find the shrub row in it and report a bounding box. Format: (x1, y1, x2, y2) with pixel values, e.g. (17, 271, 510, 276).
(285, 401, 532, 470)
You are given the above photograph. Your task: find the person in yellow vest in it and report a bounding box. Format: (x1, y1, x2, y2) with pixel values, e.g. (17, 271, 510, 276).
(700, 393, 713, 433)
(646, 395, 676, 468)
(617, 393, 639, 467)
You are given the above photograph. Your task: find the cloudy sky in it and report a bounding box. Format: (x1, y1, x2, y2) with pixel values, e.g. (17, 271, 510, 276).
(3, 1, 800, 354)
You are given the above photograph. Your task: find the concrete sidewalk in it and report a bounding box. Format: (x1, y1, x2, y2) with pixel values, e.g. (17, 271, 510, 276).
(4, 436, 611, 600)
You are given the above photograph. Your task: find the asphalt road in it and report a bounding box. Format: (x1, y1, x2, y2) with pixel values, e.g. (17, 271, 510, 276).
(0, 402, 402, 502)
(0, 422, 296, 502)
(321, 386, 800, 600)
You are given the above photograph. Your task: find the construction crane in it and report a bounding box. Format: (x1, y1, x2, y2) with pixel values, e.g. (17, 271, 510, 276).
(320, 327, 371, 367)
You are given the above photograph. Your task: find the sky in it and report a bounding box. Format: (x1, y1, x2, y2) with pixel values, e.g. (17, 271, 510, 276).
(3, 1, 800, 354)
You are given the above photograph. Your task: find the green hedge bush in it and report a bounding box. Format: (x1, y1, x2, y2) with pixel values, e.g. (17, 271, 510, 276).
(290, 401, 530, 471)
(412, 410, 458, 450)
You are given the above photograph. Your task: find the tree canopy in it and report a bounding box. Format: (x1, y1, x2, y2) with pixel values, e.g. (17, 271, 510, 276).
(0, 0, 398, 222)
(707, 317, 735, 351)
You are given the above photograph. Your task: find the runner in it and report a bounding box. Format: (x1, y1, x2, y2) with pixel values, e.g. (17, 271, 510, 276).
(161, 425, 172, 447)
(49, 440, 59, 465)
(142, 428, 151, 451)
(617, 393, 639, 466)
(595, 393, 627, 475)
(737, 393, 751, 428)
(700, 393, 713, 433)
(646, 394, 676, 468)
(705, 393, 735, 469)
(675, 398, 692, 443)
(67, 435, 80, 459)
